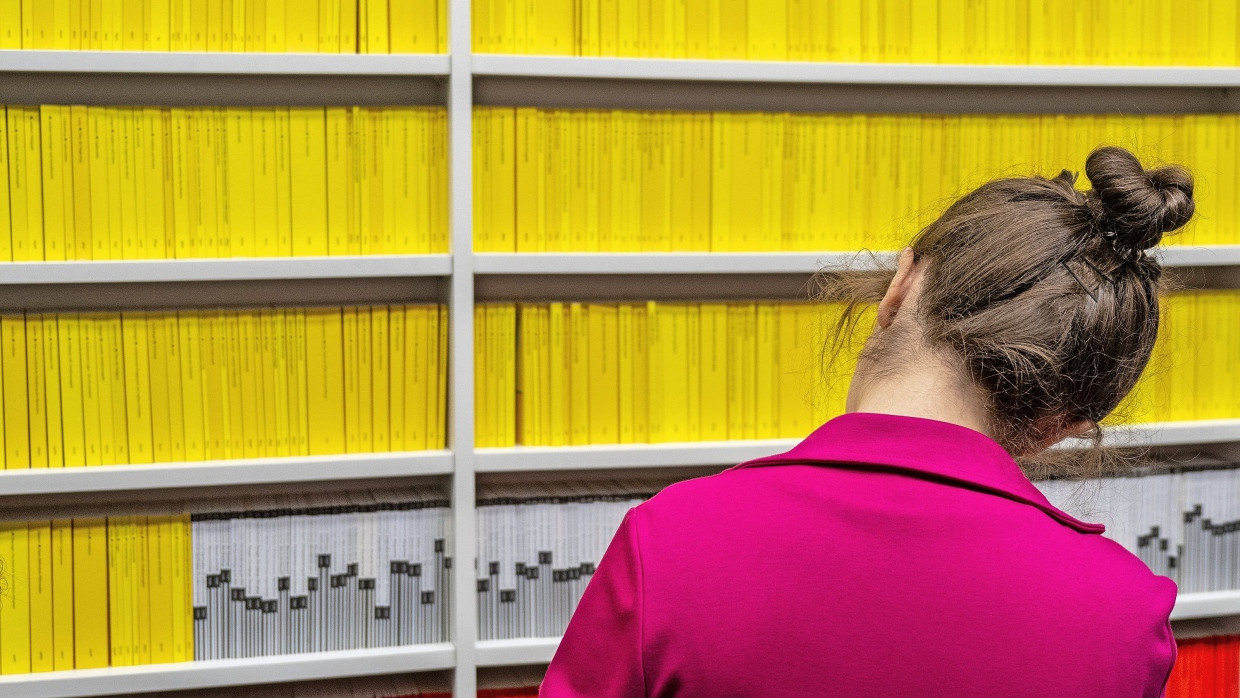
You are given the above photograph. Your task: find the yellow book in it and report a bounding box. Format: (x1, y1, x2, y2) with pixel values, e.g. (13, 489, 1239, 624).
(37, 320, 66, 472)
(26, 0, 51, 47)
(493, 108, 517, 251)
(161, 317, 184, 463)
(226, 108, 256, 257)
(92, 314, 116, 465)
(317, 0, 338, 51)
(364, 0, 387, 51)
(306, 307, 345, 454)
(144, 108, 170, 259)
(0, 108, 11, 262)
(3, 314, 29, 470)
(106, 516, 129, 666)
(567, 303, 590, 444)
(611, 304, 634, 443)
(325, 107, 350, 255)
(58, 316, 87, 469)
(255, 311, 277, 456)
(87, 109, 112, 259)
(145, 314, 172, 463)
(121, 313, 154, 464)
(177, 313, 206, 460)
(684, 304, 702, 439)
(500, 304, 516, 446)
(339, 0, 356, 51)
(39, 106, 68, 261)
(193, 110, 218, 258)
(535, 305, 551, 444)
(133, 516, 151, 665)
(9, 106, 45, 261)
(433, 304, 448, 448)
(237, 311, 261, 457)
(250, 110, 278, 256)
(0, 521, 31, 673)
(341, 307, 361, 451)
(724, 304, 749, 438)
(51, 519, 74, 671)
(698, 304, 728, 441)
(265, 0, 286, 50)
(0, 0, 19, 47)
(379, 306, 404, 450)
(472, 305, 489, 446)
(104, 315, 130, 465)
(627, 303, 647, 442)
(273, 109, 294, 254)
(655, 303, 687, 442)
(169, 514, 190, 662)
(168, 109, 191, 258)
(72, 518, 109, 668)
(79, 315, 103, 466)
(224, 313, 246, 458)
(199, 312, 226, 459)
(146, 515, 172, 664)
(389, 0, 414, 52)
(120, 0, 141, 48)
(290, 108, 329, 255)
(26, 316, 49, 469)
(118, 109, 145, 260)
(358, 308, 377, 450)
(754, 303, 779, 437)
(546, 303, 568, 445)
(587, 304, 620, 443)
(515, 305, 533, 443)
(29, 521, 54, 672)
(514, 108, 544, 252)
(206, 0, 223, 50)
(292, 309, 311, 455)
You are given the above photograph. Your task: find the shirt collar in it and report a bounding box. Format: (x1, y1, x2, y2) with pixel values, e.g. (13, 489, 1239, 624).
(733, 412, 1104, 534)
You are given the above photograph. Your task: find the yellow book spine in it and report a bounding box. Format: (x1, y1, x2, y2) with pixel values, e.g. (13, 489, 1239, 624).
(289, 108, 329, 255)
(106, 516, 128, 666)
(250, 110, 278, 256)
(547, 302, 568, 445)
(3, 314, 29, 470)
(318, 0, 339, 51)
(617, 304, 635, 443)
(755, 303, 779, 436)
(226, 108, 256, 257)
(256, 311, 277, 456)
(364, 0, 387, 51)
(305, 307, 345, 454)
(325, 107, 349, 255)
(515, 305, 533, 443)
(168, 514, 190, 662)
(0, 521, 32, 673)
(133, 516, 152, 665)
(534, 305, 550, 445)
(121, 312, 154, 464)
(339, 0, 356, 51)
(49, 317, 75, 469)
(26, 315, 49, 469)
(0, 0, 20, 47)
(87, 107, 111, 259)
(432, 304, 448, 448)
(587, 304, 620, 443)
(266, 0, 286, 50)
(237, 310, 262, 457)
(341, 307, 361, 451)
(57, 317, 85, 468)
(224, 313, 245, 458)
(72, 518, 109, 668)
(40, 106, 68, 261)
(499, 304, 516, 446)
(79, 315, 102, 466)
(177, 313, 206, 460)
(699, 303, 728, 440)
(146, 515, 171, 664)
(273, 109, 294, 254)
(10, 106, 45, 261)
(568, 303, 590, 445)
(146, 313, 173, 463)
(120, 109, 146, 260)
(51, 519, 74, 671)
(199, 312, 226, 460)
(357, 307, 375, 450)
(144, 108, 169, 259)
(472, 305, 488, 446)
(105, 314, 130, 465)
(29, 521, 54, 672)
(0, 108, 11, 262)
(387, 305, 406, 449)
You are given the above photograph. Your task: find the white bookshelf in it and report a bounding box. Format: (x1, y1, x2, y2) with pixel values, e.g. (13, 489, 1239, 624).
(471, 55, 1240, 87)
(473, 246, 1240, 276)
(0, 452, 453, 498)
(0, 255, 452, 284)
(2, 11, 1240, 697)
(0, 644, 455, 698)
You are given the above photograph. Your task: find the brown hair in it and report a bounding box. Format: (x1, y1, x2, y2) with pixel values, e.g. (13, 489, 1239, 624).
(819, 146, 1194, 477)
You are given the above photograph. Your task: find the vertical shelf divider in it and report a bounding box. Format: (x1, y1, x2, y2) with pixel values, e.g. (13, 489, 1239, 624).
(448, 2, 480, 694)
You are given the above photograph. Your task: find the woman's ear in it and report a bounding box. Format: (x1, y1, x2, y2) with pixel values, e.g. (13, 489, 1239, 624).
(877, 248, 919, 329)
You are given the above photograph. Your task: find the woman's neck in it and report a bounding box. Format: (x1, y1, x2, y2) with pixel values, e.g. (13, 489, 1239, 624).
(846, 359, 994, 439)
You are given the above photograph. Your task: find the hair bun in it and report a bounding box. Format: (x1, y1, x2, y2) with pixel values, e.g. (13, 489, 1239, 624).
(1084, 146, 1195, 252)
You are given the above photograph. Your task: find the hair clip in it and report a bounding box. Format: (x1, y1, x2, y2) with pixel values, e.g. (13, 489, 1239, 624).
(1060, 260, 1099, 303)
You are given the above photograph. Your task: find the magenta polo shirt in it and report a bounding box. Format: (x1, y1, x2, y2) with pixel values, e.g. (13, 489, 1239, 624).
(542, 412, 1178, 698)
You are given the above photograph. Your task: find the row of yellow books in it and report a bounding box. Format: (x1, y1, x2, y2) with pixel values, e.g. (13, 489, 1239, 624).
(476, 292, 1240, 447)
(474, 0, 1236, 66)
(475, 301, 859, 447)
(0, 305, 447, 470)
(474, 107, 1239, 253)
(1116, 291, 1240, 425)
(0, 515, 192, 675)
(0, 0, 445, 52)
(0, 105, 448, 261)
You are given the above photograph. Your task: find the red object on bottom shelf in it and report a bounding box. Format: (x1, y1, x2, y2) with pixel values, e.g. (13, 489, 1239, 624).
(1165, 635, 1240, 698)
